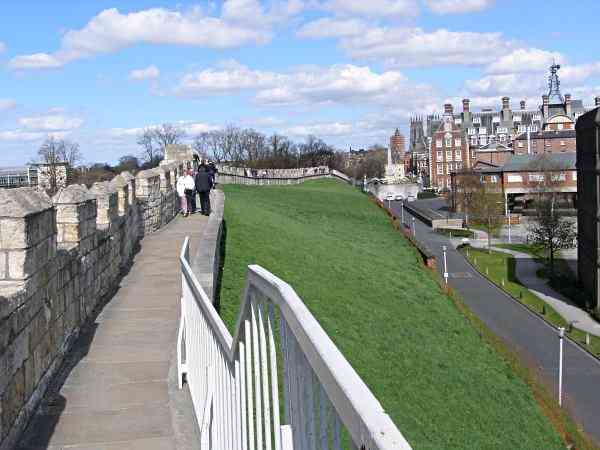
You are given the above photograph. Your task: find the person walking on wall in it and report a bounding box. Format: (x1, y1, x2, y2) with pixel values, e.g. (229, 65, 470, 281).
(176, 173, 188, 217)
(195, 164, 213, 216)
(183, 169, 196, 214)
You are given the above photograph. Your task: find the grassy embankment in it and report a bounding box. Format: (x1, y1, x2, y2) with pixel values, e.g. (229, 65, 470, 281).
(219, 179, 570, 449)
(461, 246, 600, 358)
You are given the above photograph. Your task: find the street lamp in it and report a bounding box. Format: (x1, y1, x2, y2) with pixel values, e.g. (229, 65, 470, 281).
(401, 201, 405, 226)
(558, 327, 565, 407)
(442, 245, 448, 284)
(412, 217, 416, 238)
(508, 210, 512, 244)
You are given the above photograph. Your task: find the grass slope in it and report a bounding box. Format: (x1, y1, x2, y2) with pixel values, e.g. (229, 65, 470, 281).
(219, 179, 563, 450)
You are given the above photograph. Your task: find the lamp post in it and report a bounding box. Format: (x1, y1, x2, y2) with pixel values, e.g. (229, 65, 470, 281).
(442, 245, 448, 284)
(401, 201, 405, 226)
(412, 217, 416, 238)
(558, 327, 565, 407)
(508, 210, 512, 244)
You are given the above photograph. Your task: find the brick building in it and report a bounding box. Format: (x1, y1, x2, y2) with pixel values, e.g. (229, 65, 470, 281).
(410, 64, 597, 186)
(389, 129, 405, 154)
(430, 104, 472, 190)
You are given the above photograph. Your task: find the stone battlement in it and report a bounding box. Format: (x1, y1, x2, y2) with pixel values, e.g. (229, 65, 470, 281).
(0, 159, 193, 449)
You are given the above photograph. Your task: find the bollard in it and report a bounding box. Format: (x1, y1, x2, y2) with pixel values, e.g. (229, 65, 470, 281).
(474, 256, 477, 265)
(542, 304, 546, 315)
(586, 333, 591, 346)
(519, 291, 523, 299)
(466, 248, 469, 258)
(568, 322, 573, 333)
(486, 267, 489, 276)
(501, 278, 505, 287)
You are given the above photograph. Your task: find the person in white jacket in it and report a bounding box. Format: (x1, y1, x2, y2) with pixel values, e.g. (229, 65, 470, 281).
(176, 175, 188, 216)
(183, 169, 196, 214)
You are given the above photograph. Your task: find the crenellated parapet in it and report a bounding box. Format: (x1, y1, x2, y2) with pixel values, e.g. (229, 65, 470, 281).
(0, 159, 192, 449)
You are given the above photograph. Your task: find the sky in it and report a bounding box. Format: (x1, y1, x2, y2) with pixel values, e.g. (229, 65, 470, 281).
(1, 0, 600, 166)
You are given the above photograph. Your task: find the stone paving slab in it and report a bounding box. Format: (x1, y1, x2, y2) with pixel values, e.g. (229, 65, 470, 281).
(18, 213, 207, 449)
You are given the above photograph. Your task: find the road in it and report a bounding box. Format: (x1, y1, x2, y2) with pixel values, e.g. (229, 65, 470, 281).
(391, 199, 600, 444)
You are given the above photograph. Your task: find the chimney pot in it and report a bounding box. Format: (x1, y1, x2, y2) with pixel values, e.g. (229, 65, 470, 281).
(565, 93, 571, 103)
(502, 96, 510, 109)
(595, 96, 600, 107)
(444, 103, 453, 114)
(462, 98, 470, 112)
(520, 100, 526, 110)
(543, 95, 549, 106)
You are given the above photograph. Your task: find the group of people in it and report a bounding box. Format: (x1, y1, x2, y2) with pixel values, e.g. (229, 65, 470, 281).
(176, 161, 217, 217)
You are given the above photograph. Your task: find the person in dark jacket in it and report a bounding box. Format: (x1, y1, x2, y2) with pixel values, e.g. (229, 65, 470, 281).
(195, 164, 212, 215)
(207, 161, 217, 187)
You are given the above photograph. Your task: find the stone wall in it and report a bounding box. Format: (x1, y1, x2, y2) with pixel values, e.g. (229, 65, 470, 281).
(0, 160, 192, 449)
(215, 165, 353, 186)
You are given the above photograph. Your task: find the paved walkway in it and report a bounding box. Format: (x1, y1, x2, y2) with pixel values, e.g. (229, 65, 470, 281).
(467, 242, 600, 337)
(19, 213, 207, 449)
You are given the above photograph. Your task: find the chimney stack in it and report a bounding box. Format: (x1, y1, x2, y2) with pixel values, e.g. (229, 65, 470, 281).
(462, 98, 470, 113)
(595, 96, 600, 107)
(444, 103, 453, 115)
(542, 95, 549, 118)
(520, 100, 526, 110)
(565, 93, 572, 116)
(502, 96, 510, 110)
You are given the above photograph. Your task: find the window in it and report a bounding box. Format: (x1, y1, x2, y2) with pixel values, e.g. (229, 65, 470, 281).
(551, 172, 566, 182)
(560, 140, 566, 146)
(471, 136, 478, 146)
(530, 125, 538, 132)
(545, 141, 551, 147)
(454, 139, 461, 147)
(445, 137, 452, 147)
(557, 123, 564, 130)
(573, 172, 577, 181)
(528, 173, 545, 182)
(513, 115, 522, 122)
(454, 118, 462, 125)
(456, 162, 463, 170)
(468, 128, 476, 135)
(480, 136, 487, 146)
(490, 175, 498, 183)
(517, 125, 527, 133)
(455, 149, 462, 159)
(436, 139, 443, 148)
(437, 164, 443, 175)
(492, 116, 500, 123)
(446, 150, 453, 160)
(478, 127, 487, 135)
(473, 117, 481, 124)
(437, 151, 443, 160)
(500, 134, 506, 142)
(507, 174, 523, 183)
(471, 150, 476, 158)
(517, 141, 524, 148)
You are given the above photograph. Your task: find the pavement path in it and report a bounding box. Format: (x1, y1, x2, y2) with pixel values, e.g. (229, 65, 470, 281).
(18, 213, 207, 450)
(467, 242, 600, 337)
(390, 199, 600, 444)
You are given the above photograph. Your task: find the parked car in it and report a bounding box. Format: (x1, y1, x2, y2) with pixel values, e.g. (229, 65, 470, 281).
(385, 194, 394, 202)
(406, 195, 416, 202)
(395, 194, 404, 201)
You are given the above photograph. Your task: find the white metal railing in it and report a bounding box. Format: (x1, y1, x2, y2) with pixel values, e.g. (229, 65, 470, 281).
(178, 237, 411, 450)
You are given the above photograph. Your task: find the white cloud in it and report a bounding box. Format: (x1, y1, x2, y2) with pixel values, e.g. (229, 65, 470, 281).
(18, 114, 84, 131)
(175, 62, 438, 109)
(323, 0, 419, 18)
(0, 42, 5, 53)
(10, 53, 63, 70)
(129, 65, 160, 81)
(485, 48, 564, 75)
(108, 121, 219, 139)
(340, 26, 514, 67)
(425, 0, 494, 14)
(297, 18, 368, 39)
(0, 99, 16, 111)
(0, 130, 46, 141)
(283, 121, 353, 137)
(9, 4, 295, 70)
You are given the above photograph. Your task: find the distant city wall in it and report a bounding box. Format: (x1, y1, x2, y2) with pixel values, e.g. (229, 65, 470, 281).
(215, 165, 353, 185)
(0, 160, 193, 449)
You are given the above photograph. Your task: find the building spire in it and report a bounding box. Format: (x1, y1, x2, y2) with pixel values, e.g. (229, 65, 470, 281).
(548, 62, 564, 104)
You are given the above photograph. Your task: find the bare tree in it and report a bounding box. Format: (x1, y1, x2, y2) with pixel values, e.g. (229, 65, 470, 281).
(152, 123, 186, 152)
(451, 170, 481, 227)
(469, 177, 505, 252)
(58, 140, 82, 167)
(37, 137, 64, 194)
(137, 128, 161, 165)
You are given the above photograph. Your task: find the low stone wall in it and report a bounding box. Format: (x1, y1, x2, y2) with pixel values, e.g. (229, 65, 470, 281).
(0, 159, 193, 449)
(216, 166, 353, 186)
(191, 190, 224, 304)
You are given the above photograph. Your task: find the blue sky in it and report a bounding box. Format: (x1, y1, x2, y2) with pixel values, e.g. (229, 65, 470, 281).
(1, 0, 600, 165)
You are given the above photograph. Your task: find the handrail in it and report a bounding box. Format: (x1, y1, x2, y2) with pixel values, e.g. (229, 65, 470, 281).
(178, 237, 412, 449)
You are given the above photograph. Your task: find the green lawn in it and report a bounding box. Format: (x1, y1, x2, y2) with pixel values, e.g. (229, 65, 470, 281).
(219, 180, 565, 450)
(462, 246, 600, 359)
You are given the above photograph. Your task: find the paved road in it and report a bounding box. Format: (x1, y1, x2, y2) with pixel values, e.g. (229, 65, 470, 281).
(19, 213, 207, 449)
(391, 200, 600, 444)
